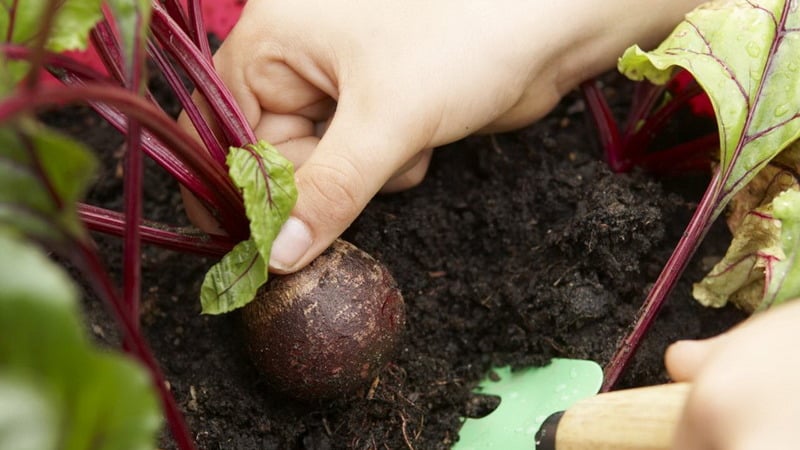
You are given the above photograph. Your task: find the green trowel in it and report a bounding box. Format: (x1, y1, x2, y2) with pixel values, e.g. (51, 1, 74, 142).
(454, 359, 690, 450)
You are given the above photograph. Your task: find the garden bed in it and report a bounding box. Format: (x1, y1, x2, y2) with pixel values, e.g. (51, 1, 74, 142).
(45, 72, 745, 449)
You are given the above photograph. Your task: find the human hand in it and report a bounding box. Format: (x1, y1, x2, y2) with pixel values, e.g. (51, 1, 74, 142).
(184, 0, 706, 273)
(666, 300, 800, 450)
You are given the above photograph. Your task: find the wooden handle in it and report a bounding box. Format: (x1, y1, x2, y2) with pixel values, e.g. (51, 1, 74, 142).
(536, 382, 690, 450)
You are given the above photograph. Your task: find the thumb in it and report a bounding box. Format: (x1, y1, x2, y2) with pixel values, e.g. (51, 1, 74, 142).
(664, 336, 722, 382)
(267, 102, 414, 273)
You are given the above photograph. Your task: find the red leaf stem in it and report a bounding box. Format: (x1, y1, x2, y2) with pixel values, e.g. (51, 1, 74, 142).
(622, 82, 667, 137)
(146, 41, 227, 164)
(122, 120, 144, 327)
(602, 169, 723, 391)
(581, 80, 624, 171)
(149, 2, 254, 148)
(79, 203, 233, 257)
(185, 0, 213, 61)
(90, 16, 126, 84)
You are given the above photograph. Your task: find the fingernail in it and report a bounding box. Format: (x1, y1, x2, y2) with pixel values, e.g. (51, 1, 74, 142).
(269, 217, 313, 271)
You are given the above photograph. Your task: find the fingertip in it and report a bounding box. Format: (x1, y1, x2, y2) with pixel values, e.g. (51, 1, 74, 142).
(268, 216, 314, 273)
(665, 339, 710, 382)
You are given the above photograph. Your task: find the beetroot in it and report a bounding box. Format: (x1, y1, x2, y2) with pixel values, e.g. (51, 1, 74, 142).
(241, 240, 405, 400)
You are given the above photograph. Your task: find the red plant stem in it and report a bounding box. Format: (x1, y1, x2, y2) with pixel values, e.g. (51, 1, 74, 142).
(79, 203, 233, 257)
(0, 83, 250, 239)
(74, 241, 196, 450)
(121, 9, 148, 327)
(90, 16, 126, 84)
(66, 87, 220, 210)
(123, 121, 144, 327)
(581, 80, 623, 171)
(160, 0, 191, 40)
(149, 2, 255, 148)
(602, 169, 723, 391)
(2, 44, 113, 82)
(623, 83, 707, 162)
(184, 0, 213, 60)
(147, 40, 227, 164)
(623, 82, 667, 138)
(637, 132, 718, 175)
(1, 44, 208, 188)
(5, 0, 18, 42)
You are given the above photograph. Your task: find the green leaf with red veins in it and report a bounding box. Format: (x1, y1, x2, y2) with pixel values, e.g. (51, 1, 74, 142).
(227, 140, 297, 265)
(619, 0, 800, 214)
(200, 238, 267, 315)
(200, 140, 296, 314)
(764, 189, 800, 307)
(692, 200, 782, 312)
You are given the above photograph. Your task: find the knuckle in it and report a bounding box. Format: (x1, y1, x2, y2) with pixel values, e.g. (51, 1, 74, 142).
(299, 157, 365, 224)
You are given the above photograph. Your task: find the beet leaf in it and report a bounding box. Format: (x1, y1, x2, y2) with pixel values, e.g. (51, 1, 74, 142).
(201, 141, 297, 314)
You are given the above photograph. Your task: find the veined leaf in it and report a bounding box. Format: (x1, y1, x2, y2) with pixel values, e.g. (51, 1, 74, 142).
(228, 140, 297, 263)
(0, 0, 102, 52)
(200, 238, 267, 314)
(692, 199, 782, 312)
(764, 189, 800, 306)
(200, 141, 296, 314)
(619, 0, 800, 213)
(0, 121, 96, 242)
(0, 231, 161, 450)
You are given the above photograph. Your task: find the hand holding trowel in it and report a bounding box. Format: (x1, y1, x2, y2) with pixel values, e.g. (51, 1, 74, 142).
(455, 359, 689, 450)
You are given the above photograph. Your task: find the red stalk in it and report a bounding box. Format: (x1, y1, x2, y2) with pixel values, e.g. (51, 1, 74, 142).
(602, 170, 723, 391)
(622, 82, 667, 137)
(123, 120, 144, 326)
(184, 0, 213, 61)
(78, 203, 233, 257)
(90, 15, 126, 84)
(149, 2, 254, 148)
(146, 40, 227, 164)
(581, 81, 624, 171)
(121, 6, 148, 328)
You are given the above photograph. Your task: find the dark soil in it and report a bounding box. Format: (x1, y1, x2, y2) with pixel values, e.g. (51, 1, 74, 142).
(44, 71, 745, 449)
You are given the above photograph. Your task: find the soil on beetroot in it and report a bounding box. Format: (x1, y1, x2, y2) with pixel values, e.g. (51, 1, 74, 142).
(43, 70, 746, 449)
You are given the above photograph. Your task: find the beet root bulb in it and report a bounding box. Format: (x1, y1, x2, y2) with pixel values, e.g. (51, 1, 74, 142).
(241, 239, 405, 400)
